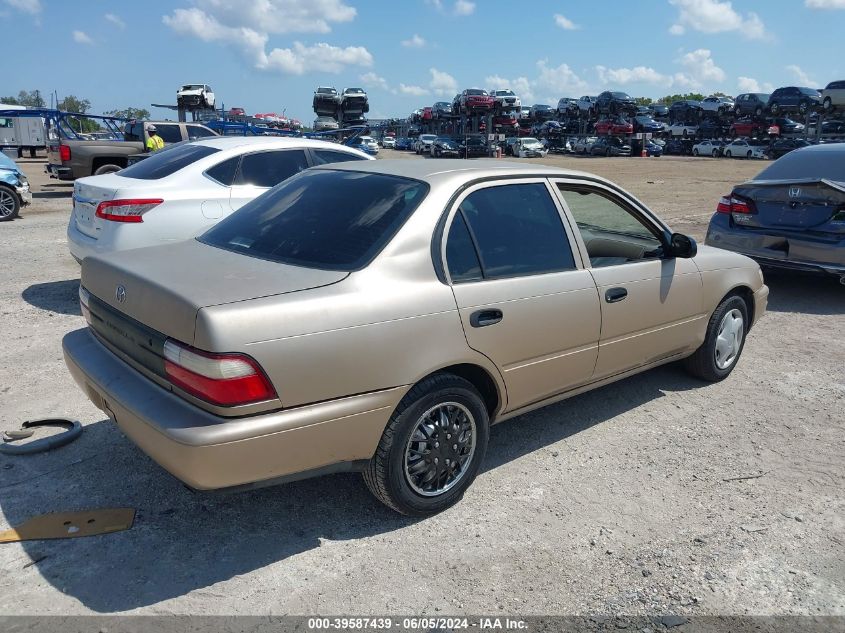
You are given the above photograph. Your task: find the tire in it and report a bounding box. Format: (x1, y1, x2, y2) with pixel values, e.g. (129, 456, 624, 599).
(94, 164, 122, 176)
(746, 151, 752, 159)
(29, 147, 36, 158)
(769, 103, 779, 115)
(798, 101, 808, 115)
(683, 295, 748, 382)
(693, 149, 699, 156)
(726, 150, 732, 158)
(605, 148, 611, 157)
(362, 373, 490, 516)
(823, 97, 833, 112)
(712, 149, 718, 158)
(754, 106, 763, 117)
(0, 185, 20, 221)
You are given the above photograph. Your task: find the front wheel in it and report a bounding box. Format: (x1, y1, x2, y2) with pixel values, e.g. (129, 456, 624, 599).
(693, 149, 699, 156)
(798, 101, 809, 115)
(0, 186, 20, 221)
(823, 97, 833, 112)
(769, 103, 779, 115)
(747, 151, 752, 159)
(683, 295, 748, 382)
(363, 374, 490, 516)
(726, 150, 732, 158)
(712, 149, 719, 157)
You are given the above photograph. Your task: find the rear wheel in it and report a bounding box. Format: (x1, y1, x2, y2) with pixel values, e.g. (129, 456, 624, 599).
(94, 164, 121, 176)
(726, 150, 732, 158)
(769, 103, 779, 115)
(0, 186, 20, 221)
(683, 295, 748, 382)
(755, 106, 764, 117)
(823, 97, 833, 112)
(605, 148, 611, 157)
(363, 374, 490, 516)
(712, 149, 719, 157)
(746, 151, 752, 159)
(693, 148, 699, 156)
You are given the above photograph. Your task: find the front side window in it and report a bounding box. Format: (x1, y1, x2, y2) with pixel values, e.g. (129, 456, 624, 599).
(186, 125, 216, 139)
(311, 149, 369, 165)
(235, 150, 309, 188)
(557, 185, 663, 268)
(201, 170, 428, 271)
(450, 183, 575, 281)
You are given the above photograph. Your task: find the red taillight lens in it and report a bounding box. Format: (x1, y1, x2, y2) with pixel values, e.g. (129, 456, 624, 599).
(59, 145, 71, 161)
(717, 194, 755, 214)
(162, 340, 277, 407)
(95, 198, 162, 223)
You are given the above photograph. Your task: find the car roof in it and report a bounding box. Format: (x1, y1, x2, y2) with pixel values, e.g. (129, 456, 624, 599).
(186, 136, 362, 152)
(313, 158, 601, 186)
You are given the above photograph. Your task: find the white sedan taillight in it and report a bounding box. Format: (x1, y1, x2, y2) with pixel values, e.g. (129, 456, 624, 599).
(95, 199, 163, 223)
(162, 339, 277, 407)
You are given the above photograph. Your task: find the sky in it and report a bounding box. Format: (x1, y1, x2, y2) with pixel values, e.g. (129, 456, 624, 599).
(1, 0, 844, 123)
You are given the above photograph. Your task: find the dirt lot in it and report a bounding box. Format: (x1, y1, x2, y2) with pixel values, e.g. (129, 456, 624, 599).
(0, 155, 843, 617)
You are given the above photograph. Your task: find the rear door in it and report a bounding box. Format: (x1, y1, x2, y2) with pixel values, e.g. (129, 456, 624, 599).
(228, 149, 310, 211)
(443, 179, 601, 411)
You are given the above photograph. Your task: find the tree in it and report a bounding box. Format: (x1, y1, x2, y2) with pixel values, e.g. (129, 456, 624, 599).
(659, 92, 706, 104)
(57, 95, 91, 114)
(1, 90, 45, 107)
(104, 107, 150, 120)
(634, 97, 654, 106)
(1, 95, 19, 105)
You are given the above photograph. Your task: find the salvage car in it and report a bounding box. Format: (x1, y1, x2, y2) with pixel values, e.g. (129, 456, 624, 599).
(730, 118, 766, 138)
(821, 80, 845, 113)
(313, 87, 340, 116)
(724, 139, 767, 159)
(415, 134, 437, 154)
(459, 89, 495, 113)
(459, 135, 487, 158)
(590, 136, 631, 156)
(595, 91, 636, 116)
(693, 140, 725, 157)
(341, 88, 369, 114)
(668, 122, 698, 137)
(67, 137, 372, 261)
(573, 136, 598, 154)
(701, 96, 735, 115)
(767, 86, 821, 116)
(594, 118, 634, 135)
(176, 84, 215, 109)
(513, 137, 547, 158)
(705, 144, 844, 278)
(0, 151, 31, 221)
(492, 89, 521, 110)
(766, 138, 812, 159)
(313, 116, 339, 131)
(64, 159, 768, 515)
(733, 93, 770, 118)
(430, 137, 461, 158)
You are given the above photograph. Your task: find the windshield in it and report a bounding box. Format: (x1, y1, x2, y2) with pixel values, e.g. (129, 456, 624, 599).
(346, 88, 364, 94)
(799, 88, 820, 96)
(119, 144, 219, 180)
(317, 88, 336, 94)
(200, 169, 429, 271)
(523, 138, 541, 146)
(182, 85, 204, 90)
(465, 137, 484, 146)
(496, 90, 514, 96)
(467, 89, 487, 96)
(611, 92, 631, 99)
(421, 135, 436, 141)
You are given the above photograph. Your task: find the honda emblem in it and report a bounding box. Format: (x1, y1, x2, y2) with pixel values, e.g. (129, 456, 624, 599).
(789, 187, 801, 199)
(115, 285, 126, 303)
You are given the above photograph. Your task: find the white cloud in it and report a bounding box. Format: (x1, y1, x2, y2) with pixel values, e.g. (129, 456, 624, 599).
(163, 3, 371, 75)
(360, 72, 390, 91)
(454, 0, 475, 15)
(669, 23, 685, 35)
(429, 68, 458, 96)
(486, 74, 535, 102)
(401, 34, 426, 48)
(596, 65, 672, 86)
(535, 60, 588, 96)
(805, 0, 845, 7)
(668, 0, 766, 39)
(104, 13, 125, 29)
(675, 48, 725, 88)
(399, 84, 428, 96)
(553, 14, 579, 30)
(427, 0, 475, 16)
(786, 64, 817, 86)
(737, 76, 774, 93)
(72, 30, 93, 45)
(3, 0, 40, 14)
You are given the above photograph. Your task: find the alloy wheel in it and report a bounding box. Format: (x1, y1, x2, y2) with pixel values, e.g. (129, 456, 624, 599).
(715, 309, 744, 370)
(403, 402, 477, 497)
(0, 189, 17, 218)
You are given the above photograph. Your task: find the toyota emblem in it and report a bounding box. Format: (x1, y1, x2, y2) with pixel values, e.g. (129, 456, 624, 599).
(115, 285, 127, 303)
(788, 187, 801, 199)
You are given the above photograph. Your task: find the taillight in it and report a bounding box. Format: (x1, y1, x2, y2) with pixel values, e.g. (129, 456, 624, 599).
(717, 194, 756, 214)
(162, 339, 277, 407)
(95, 199, 162, 223)
(59, 144, 71, 161)
(79, 285, 91, 325)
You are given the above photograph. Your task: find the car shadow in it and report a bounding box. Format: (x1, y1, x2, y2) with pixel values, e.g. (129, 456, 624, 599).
(32, 191, 72, 199)
(763, 269, 845, 315)
(21, 279, 81, 316)
(0, 363, 697, 612)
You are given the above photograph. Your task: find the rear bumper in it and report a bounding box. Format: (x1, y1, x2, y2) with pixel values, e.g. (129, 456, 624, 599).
(705, 214, 845, 276)
(62, 328, 403, 490)
(46, 163, 74, 180)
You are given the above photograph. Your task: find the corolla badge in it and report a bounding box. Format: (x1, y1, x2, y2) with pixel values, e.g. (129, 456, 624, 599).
(789, 187, 801, 199)
(115, 285, 127, 303)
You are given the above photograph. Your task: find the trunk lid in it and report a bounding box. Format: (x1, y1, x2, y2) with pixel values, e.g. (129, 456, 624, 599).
(82, 239, 348, 346)
(733, 179, 845, 234)
(72, 175, 126, 239)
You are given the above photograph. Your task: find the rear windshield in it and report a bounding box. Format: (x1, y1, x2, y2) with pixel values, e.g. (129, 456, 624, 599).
(200, 169, 429, 271)
(754, 148, 845, 182)
(118, 144, 219, 180)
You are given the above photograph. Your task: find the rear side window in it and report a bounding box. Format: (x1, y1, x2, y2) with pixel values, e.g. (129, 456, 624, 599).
(200, 169, 429, 271)
(457, 183, 575, 280)
(186, 125, 216, 139)
(204, 156, 240, 186)
(311, 149, 368, 165)
(155, 124, 182, 144)
(446, 212, 483, 283)
(118, 144, 219, 180)
(235, 150, 309, 188)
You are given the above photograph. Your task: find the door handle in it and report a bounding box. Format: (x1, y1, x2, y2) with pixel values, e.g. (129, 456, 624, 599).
(605, 287, 628, 303)
(470, 309, 503, 328)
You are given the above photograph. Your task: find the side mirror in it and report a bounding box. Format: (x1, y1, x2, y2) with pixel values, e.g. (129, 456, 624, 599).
(669, 232, 698, 258)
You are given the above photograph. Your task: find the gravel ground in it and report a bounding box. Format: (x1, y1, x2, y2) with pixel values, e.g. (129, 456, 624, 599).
(0, 155, 843, 617)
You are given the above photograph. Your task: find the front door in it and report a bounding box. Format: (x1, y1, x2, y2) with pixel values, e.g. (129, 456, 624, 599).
(442, 180, 601, 411)
(552, 181, 705, 379)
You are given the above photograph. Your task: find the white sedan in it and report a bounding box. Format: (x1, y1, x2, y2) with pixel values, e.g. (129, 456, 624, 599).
(723, 139, 767, 159)
(692, 140, 724, 157)
(668, 123, 698, 137)
(67, 137, 372, 261)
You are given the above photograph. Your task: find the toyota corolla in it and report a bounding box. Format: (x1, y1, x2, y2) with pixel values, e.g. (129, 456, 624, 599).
(64, 160, 768, 516)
